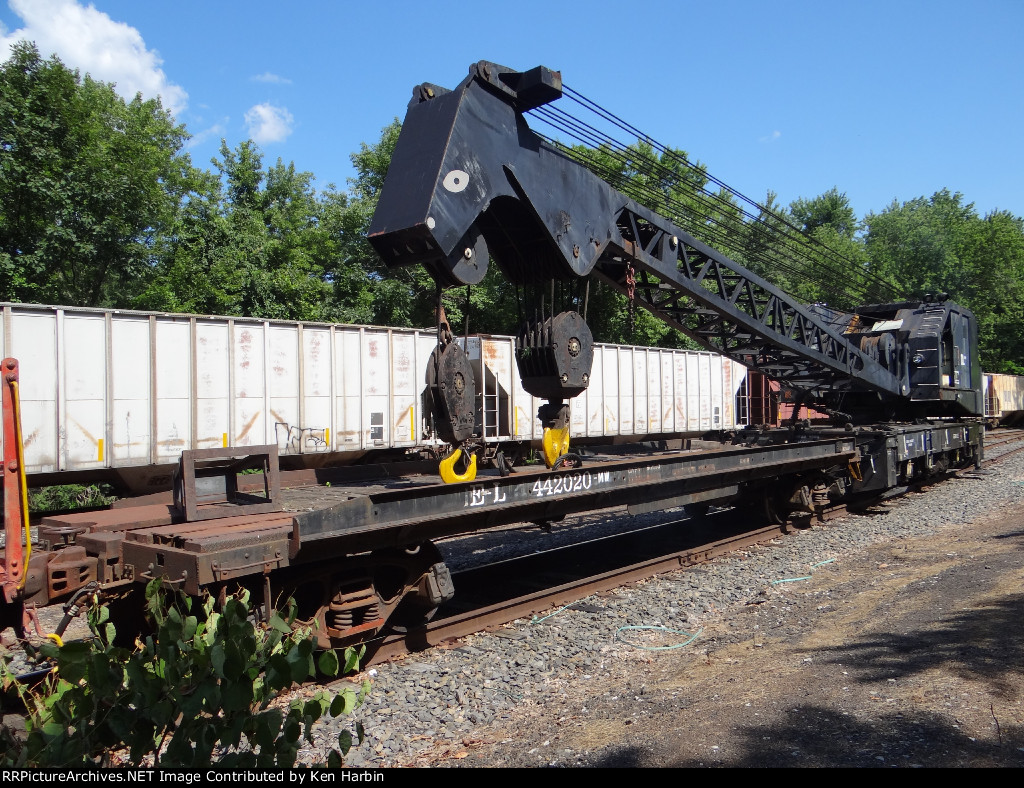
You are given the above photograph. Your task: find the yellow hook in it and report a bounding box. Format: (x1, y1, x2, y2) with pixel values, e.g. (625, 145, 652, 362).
(542, 426, 571, 468)
(439, 447, 477, 484)
(45, 633, 64, 648)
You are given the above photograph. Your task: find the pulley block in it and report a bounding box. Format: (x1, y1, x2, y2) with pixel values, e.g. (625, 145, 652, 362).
(427, 223, 489, 288)
(516, 310, 594, 401)
(426, 342, 477, 446)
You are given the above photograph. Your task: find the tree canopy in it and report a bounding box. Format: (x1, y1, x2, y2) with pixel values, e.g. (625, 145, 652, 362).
(0, 41, 192, 306)
(865, 191, 1024, 373)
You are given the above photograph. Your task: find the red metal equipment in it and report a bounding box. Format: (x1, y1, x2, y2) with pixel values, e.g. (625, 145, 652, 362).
(2, 357, 30, 616)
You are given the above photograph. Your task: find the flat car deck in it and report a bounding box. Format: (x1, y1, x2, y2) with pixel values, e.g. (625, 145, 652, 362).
(116, 437, 857, 593)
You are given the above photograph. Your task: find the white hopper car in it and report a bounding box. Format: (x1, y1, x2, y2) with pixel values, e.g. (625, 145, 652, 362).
(983, 372, 1024, 426)
(1, 303, 748, 492)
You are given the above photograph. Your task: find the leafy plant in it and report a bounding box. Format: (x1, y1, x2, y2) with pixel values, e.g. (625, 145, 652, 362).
(0, 581, 368, 767)
(28, 484, 117, 514)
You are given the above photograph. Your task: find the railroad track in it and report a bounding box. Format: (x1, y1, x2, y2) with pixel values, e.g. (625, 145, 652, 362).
(354, 427, 1024, 667)
(983, 428, 1024, 464)
(11, 427, 1024, 681)
(353, 497, 878, 667)
(362, 513, 790, 666)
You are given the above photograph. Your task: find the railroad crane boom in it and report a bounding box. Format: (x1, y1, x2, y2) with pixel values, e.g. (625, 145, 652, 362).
(369, 61, 982, 474)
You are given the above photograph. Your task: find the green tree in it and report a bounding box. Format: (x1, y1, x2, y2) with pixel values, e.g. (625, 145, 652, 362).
(0, 41, 195, 306)
(207, 142, 332, 321)
(337, 119, 440, 328)
(135, 166, 229, 315)
(742, 191, 799, 290)
(702, 187, 747, 262)
(310, 187, 376, 324)
(863, 189, 977, 297)
(790, 187, 858, 240)
(784, 188, 872, 308)
(959, 209, 1024, 372)
(864, 190, 1024, 372)
(140, 141, 338, 321)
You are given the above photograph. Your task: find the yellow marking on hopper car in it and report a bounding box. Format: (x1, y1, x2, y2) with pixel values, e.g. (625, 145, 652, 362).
(394, 404, 414, 427)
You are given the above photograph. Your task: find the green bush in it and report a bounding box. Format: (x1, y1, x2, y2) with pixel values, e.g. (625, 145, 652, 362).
(0, 581, 368, 767)
(28, 484, 117, 513)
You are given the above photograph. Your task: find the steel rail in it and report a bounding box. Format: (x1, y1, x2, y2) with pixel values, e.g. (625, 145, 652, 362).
(363, 520, 797, 666)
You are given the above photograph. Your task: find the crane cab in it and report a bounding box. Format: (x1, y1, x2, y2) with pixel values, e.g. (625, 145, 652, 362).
(846, 298, 983, 418)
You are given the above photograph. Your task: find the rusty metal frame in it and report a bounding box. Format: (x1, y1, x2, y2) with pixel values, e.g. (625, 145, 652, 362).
(175, 444, 282, 522)
(2, 358, 27, 604)
(122, 536, 290, 596)
(294, 436, 860, 555)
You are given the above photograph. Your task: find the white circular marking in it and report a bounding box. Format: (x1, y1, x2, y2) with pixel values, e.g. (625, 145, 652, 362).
(443, 169, 470, 193)
(426, 216, 435, 229)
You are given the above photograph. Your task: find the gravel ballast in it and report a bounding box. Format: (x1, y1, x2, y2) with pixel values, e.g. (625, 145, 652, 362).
(308, 445, 1024, 768)
(6, 440, 1022, 768)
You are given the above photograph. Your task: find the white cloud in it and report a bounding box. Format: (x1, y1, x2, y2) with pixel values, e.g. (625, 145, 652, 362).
(759, 130, 782, 143)
(0, 0, 187, 116)
(244, 103, 294, 144)
(252, 72, 292, 85)
(186, 120, 229, 150)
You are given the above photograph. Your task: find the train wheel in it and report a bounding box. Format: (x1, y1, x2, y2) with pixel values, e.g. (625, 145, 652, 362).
(762, 490, 787, 526)
(736, 485, 793, 528)
(283, 542, 455, 647)
(687, 502, 711, 518)
(386, 543, 455, 634)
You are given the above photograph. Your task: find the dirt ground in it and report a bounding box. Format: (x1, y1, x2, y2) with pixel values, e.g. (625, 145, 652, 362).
(417, 507, 1024, 768)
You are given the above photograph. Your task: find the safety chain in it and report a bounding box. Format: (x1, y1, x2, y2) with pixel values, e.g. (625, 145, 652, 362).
(625, 262, 636, 338)
(435, 288, 453, 347)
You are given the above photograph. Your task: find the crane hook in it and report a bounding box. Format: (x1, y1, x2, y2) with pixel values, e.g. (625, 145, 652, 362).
(541, 425, 571, 468)
(439, 447, 477, 484)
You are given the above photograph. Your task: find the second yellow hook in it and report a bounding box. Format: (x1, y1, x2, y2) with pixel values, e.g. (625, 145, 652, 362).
(542, 426, 570, 468)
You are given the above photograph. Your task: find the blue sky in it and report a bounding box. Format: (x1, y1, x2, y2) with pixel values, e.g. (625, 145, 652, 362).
(1, 0, 1022, 223)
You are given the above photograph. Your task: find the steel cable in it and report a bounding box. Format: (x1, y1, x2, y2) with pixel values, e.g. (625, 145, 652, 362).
(533, 103, 887, 304)
(526, 88, 907, 306)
